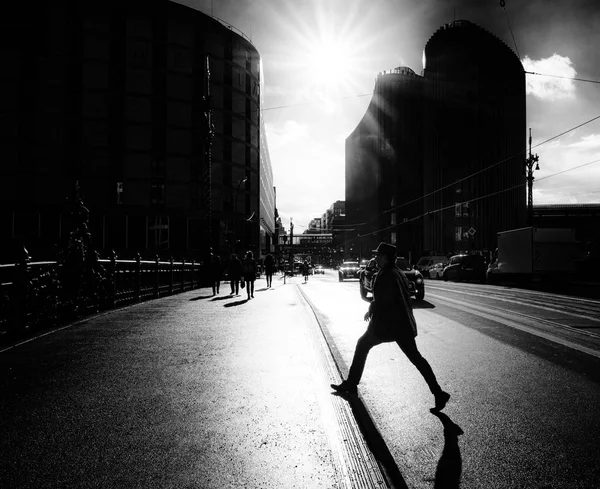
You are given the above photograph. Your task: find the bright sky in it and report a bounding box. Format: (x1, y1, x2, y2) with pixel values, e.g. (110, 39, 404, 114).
(175, 0, 600, 232)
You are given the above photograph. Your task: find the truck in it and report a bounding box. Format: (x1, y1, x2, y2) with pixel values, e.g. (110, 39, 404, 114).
(487, 227, 580, 284)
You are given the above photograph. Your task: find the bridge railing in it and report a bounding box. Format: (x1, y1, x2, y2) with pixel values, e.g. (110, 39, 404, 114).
(0, 256, 205, 338)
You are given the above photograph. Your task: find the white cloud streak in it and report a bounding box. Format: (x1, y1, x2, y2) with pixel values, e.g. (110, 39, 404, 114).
(522, 53, 577, 101)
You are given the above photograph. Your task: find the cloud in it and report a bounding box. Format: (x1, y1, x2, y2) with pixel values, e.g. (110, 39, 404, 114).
(522, 53, 577, 101)
(534, 130, 600, 204)
(568, 133, 600, 150)
(265, 120, 310, 150)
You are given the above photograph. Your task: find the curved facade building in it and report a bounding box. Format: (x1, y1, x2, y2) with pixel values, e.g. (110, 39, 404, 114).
(0, 0, 275, 260)
(422, 20, 526, 255)
(345, 67, 423, 259)
(345, 20, 525, 260)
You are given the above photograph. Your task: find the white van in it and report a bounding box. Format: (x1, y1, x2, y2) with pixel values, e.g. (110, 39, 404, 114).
(416, 256, 448, 273)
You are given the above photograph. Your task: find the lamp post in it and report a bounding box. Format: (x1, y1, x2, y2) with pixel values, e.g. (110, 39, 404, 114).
(232, 177, 247, 252)
(523, 128, 540, 226)
(289, 218, 294, 275)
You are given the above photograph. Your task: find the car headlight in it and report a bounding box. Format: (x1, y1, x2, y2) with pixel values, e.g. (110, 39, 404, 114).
(416, 278, 423, 284)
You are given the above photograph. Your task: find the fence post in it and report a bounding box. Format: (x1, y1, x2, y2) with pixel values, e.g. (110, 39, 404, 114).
(169, 257, 174, 295)
(135, 253, 141, 302)
(109, 250, 117, 308)
(154, 255, 160, 299)
(191, 258, 195, 289)
(181, 258, 186, 292)
(11, 247, 31, 332)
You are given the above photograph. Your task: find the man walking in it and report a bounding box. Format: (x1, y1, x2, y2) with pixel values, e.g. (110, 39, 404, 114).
(331, 242, 450, 411)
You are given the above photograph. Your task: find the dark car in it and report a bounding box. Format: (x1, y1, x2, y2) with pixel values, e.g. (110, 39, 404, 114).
(313, 264, 325, 274)
(338, 261, 360, 281)
(359, 257, 425, 301)
(443, 254, 487, 283)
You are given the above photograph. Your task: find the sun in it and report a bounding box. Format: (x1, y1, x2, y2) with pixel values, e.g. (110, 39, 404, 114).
(305, 35, 356, 90)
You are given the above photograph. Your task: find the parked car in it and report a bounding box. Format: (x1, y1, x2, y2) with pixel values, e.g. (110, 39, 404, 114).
(443, 254, 487, 283)
(428, 262, 446, 279)
(359, 257, 425, 301)
(313, 264, 325, 274)
(416, 255, 448, 274)
(338, 261, 360, 281)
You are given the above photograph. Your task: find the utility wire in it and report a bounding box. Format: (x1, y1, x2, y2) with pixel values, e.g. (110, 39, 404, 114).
(369, 114, 600, 224)
(260, 93, 372, 112)
(499, 1, 521, 61)
(525, 71, 600, 85)
(358, 156, 600, 238)
(537, 158, 600, 182)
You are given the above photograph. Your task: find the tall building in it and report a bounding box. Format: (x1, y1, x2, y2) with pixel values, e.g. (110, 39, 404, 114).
(422, 20, 525, 256)
(345, 67, 423, 259)
(0, 0, 275, 261)
(345, 20, 525, 261)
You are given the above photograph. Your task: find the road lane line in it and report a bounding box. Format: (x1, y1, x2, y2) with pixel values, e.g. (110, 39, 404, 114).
(427, 293, 600, 360)
(426, 286, 600, 324)
(296, 285, 405, 489)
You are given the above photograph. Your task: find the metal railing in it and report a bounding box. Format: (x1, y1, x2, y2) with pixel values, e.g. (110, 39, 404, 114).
(0, 256, 205, 338)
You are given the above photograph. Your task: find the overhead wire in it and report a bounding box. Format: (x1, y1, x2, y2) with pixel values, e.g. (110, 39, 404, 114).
(525, 72, 600, 86)
(499, 0, 521, 61)
(357, 156, 600, 239)
(348, 113, 600, 235)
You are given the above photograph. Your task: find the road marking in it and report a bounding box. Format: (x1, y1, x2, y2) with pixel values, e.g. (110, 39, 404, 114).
(427, 293, 600, 359)
(427, 285, 600, 324)
(296, 285, 397, 489)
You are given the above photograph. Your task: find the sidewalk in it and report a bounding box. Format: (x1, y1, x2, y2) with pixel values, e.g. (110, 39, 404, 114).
(0, 275, 387, 489)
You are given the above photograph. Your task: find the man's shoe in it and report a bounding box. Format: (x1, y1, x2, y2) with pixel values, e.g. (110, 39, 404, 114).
(330, 381, 357, 394)
(433, 391, 451, 411)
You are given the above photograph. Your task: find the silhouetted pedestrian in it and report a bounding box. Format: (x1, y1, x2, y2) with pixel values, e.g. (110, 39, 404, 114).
(331, 242, 451, 412)
(302, 259, 310, 282)
(264, 253, 275, 288)
(209, 254, 222, 295)
(228, 254, 243, 296)
(242, 250, 257, 299)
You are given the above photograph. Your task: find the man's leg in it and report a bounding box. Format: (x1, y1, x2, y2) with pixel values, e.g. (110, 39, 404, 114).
(332, 330, 381, 393)
(397, 335, 450, 410)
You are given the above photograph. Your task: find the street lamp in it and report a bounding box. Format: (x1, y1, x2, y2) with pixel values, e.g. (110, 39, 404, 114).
(523, 128, 540, 226)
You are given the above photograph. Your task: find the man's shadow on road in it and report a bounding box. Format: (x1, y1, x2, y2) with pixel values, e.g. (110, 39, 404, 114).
(413, 300, 435, 309)
(430, 411, 464, 489)
(331, 390, 462, 489)
(210, 296, 231, 301)
(224, 299, 249, 307)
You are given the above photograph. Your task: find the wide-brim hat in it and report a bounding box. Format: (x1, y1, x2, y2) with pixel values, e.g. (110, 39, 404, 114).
(372, 242, 396, 256)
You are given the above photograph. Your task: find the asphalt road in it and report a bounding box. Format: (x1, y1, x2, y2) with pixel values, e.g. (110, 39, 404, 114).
(2, 270, 599, 488)
(301, 271, 600, 489)
(0, 278, 345, 489)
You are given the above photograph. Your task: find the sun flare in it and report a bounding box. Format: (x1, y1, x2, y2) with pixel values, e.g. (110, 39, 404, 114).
(305, 35, 356, 90)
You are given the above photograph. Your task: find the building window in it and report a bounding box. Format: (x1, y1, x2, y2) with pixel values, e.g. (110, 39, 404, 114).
(151, 182, 165, 207)
(149, 216, 169, 250)
(455, 203, 461, 218)
(455, 226, 463, 242)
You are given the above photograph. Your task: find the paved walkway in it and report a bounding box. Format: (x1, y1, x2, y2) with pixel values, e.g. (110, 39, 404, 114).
(0, 275, 388, 489)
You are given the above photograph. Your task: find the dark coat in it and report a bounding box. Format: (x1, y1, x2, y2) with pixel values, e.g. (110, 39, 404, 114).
(241, 258, 257, 281)
(264, 254, 276, 274)
(228, 257, 243, 280)
(367, 264, 417, 341)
